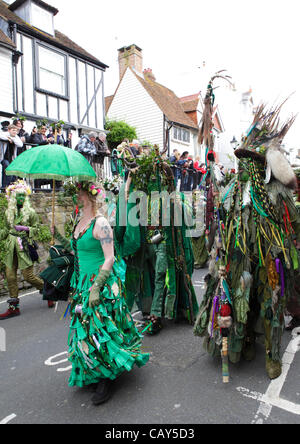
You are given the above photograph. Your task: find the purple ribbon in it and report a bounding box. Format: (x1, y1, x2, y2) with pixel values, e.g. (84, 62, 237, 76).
(275, 258, 285, 298)
(211, 296, 219, 337)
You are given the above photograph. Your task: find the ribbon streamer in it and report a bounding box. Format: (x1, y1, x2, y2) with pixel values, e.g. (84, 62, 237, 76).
(60, 303, 71, 320)
(211, 296, 219, 337)
(275, 258, 285, 298)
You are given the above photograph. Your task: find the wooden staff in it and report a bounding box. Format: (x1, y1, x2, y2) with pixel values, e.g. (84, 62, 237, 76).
(219, 300, 232, 384)
(222, 336, 229, 383)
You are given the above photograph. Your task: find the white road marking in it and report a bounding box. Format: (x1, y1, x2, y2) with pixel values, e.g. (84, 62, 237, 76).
(0, 414, 17, 424)
(237, 327, 300, 423)
(0, 290, 39, 305)
(45, 351, 71, 372)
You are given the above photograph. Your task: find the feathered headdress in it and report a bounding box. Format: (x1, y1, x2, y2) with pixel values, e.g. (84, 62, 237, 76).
(235, 102, 297, 189)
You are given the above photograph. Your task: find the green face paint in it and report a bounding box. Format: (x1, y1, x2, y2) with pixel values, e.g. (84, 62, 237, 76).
(16, 193, 26, 207)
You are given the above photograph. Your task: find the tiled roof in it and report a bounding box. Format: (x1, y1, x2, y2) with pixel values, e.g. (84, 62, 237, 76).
(0, 28, 15, 48)
(0, 0, 108, 68)
(180, 94, 201, 112)
(180, 93, 200, 102)
(54, 30, 107, 68)
(180, 93, 225, 132)
(131, 68, 198, 130)
(105, 95, 114, 115)
(180, 98, 199, 113)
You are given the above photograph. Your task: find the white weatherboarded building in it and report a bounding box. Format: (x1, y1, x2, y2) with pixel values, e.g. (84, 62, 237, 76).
(106, 45, 199, 156)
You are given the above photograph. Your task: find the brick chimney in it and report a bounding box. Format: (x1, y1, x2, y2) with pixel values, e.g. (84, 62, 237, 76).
(118, 44, 143, 79)
(143, 68, 156, 82)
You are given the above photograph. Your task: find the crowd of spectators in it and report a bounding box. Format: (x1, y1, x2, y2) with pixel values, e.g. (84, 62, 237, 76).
(0, 118, 113, 189)
(0, 118, 76, 188)
(168, 149, 234, 191)
(75, 131, 111, 180)
(169, 149, 207, 191)
(0, 118, 233, 192)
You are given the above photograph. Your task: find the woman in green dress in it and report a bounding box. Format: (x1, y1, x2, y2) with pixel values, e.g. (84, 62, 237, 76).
(55, 182, 149, 405)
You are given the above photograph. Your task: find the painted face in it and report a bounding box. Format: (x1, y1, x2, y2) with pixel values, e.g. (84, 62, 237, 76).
(16, 193, 26, 207)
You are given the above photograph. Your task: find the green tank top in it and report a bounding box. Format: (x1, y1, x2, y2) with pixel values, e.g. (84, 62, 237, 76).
(71, 219, 105, 279)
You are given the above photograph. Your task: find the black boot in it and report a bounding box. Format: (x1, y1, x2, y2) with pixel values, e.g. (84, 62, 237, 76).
(91, 379, 112, 406)
(146, 316, 163, 336)
(0, 299, 20, 320)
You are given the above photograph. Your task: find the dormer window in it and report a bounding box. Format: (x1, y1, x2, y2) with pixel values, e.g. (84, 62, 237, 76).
(31, 3, 54, 35)
(9, 0, 58, 36)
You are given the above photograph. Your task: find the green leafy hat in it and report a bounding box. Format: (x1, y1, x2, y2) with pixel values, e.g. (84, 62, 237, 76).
(36, 118, 49, 129)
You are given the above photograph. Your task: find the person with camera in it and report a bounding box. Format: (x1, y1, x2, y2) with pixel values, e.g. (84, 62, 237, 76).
(0, 180, 53, 320)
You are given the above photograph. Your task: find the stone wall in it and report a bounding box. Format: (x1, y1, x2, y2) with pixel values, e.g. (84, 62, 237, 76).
(0, 193, 74, 298)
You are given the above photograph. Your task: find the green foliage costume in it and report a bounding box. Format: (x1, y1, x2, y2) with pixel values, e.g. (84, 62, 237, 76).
(68, 218, 149, 387)
(191, 190, 208, 269)
(0, 192, 40, 272)
(114, 146, 198, 325)
(194, 103, 300, 380)
(0, 181, 44, 320)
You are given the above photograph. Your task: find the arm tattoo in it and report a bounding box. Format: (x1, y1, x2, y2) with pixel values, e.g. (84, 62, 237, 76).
(100, 236, 113, 245)
(99, 222, 113, 245)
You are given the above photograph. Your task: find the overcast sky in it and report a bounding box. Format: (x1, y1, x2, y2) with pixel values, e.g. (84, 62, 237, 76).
(50, 0, 299, 148)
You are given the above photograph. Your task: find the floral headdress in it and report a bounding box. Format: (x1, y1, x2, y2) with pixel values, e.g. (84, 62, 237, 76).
(76, 181, 106, 199)
(5, 180, 33, 226)
(62, 180, 106, 201)
(6, 180, 32, 199)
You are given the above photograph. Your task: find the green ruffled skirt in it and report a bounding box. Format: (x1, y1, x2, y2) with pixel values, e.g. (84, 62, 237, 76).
(68, 264, 149, 387)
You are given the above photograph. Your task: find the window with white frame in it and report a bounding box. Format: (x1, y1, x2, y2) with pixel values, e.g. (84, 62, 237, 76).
(38, 45, 66, 96)
(173, 126, 190, 143)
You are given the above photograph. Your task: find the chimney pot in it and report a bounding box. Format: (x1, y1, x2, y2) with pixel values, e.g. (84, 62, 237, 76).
(143, 68, 156, 82)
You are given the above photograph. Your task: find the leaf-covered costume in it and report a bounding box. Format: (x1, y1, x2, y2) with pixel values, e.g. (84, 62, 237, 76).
(191, 189, 208, 269)
(68, 219, 149, 387)
(194, 103, 300, 379)
(114, 148, 198, 324)
(0, 182, 45, 319)
(0, 208, 40, 271)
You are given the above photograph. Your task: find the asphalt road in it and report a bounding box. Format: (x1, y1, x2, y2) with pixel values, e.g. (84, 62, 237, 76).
(0, 268, 299, 425)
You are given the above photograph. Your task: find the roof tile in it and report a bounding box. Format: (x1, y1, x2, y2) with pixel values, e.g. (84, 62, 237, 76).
(131, 68, 198, 130)
(0, 28, 15, 48)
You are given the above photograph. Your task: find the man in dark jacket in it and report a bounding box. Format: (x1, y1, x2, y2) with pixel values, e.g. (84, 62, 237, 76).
(27, 125, 53, 146)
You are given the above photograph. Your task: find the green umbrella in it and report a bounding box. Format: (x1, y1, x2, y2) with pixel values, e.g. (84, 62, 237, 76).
(6, 144, 96, 243)
(6, 144, 96, 180)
